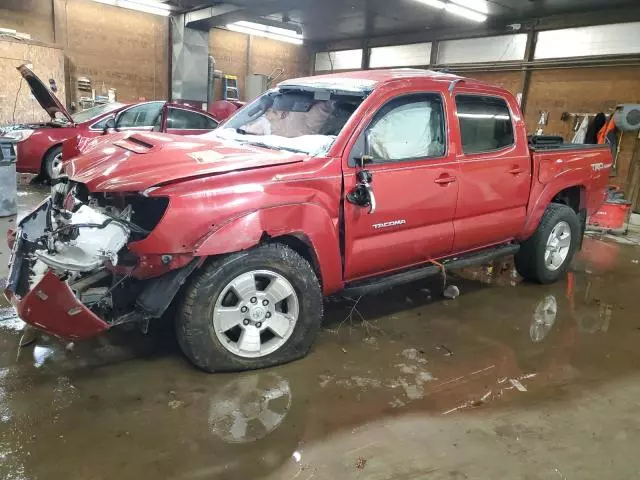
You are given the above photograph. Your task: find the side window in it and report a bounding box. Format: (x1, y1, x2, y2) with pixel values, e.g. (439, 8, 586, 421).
(455, 95, 514, 154)
(203, 115, 219, 130)
(166, 108, 218, 130)
(117, 102, 163, 128)
(91, 116, 111, 130)
(367, 94, 445, 162)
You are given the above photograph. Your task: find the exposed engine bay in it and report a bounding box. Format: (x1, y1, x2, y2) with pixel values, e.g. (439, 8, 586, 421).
(6, 179, 192, 338)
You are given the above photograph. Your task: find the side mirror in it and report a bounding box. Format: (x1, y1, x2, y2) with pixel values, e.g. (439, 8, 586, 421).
(360, 130, 374, 167)
(103, 117, 116, 133)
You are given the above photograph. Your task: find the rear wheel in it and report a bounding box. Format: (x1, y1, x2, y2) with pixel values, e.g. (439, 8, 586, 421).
(515, 203, 581, 284)
(176, 243, 323, 372)
(42, 145, 63, 181)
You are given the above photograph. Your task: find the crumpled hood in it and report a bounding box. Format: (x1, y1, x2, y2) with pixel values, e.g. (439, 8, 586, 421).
(65, 132, 308, 192)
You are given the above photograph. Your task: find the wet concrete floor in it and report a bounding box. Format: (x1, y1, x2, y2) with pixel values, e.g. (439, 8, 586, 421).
(1, 184, 640, 479)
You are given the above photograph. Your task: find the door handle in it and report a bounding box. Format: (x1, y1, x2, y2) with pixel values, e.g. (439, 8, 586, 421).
(434, 176, 456, 185)
(508, 167, 526, 175)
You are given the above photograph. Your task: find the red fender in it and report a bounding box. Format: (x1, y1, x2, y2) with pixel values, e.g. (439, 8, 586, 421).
(520, 182, 586, 240)
(194, 203, 343, 294)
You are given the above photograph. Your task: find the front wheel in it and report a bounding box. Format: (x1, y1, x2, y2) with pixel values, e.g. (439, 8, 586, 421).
(42, 145, 63, 182)
(176, 244, 323, 372)
(515, 203, 581, 284)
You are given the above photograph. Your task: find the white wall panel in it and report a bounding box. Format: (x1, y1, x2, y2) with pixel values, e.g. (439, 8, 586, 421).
(535, 23, 640, 59)
(438, 34, 528, 64)
(315, 49, 363, 71)
(369, 43, 432, 68)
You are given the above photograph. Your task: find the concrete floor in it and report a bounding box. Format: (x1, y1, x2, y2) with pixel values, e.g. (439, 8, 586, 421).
(2, 185, 640, 480)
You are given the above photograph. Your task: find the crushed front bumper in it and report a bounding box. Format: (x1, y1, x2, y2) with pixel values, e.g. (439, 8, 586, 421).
(5, 270, 110, 340)
(3, 198, 115, 341)
(4, 227, 110, 340)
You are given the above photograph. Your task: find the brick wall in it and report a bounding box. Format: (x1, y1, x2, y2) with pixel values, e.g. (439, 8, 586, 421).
(457, 70, 522, 96)
(209, 28, 311, 102)
(63, 0, 168, 104)
(0, 0, 169, 111)
(525, 67, 640, 188)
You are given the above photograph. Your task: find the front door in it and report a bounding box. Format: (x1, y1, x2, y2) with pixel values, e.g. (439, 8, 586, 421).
(343, 92, 459, 281)
(452, 94, 531, 252)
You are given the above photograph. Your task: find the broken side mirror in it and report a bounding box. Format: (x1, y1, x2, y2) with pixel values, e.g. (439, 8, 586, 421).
(347, 130, 377, 214)
(360, 130, 374, 167)
(103, 117, 116, 133)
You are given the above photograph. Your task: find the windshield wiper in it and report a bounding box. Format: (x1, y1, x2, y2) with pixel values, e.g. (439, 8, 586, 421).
(236, 128, 257, 135)
(244, 141, 307, 154)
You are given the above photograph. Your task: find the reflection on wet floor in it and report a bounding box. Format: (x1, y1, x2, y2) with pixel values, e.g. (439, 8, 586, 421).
(1, 184, 640, 479)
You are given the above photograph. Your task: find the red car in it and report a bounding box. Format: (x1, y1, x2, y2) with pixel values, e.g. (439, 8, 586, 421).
(1, 65, 220, 180)
(5, 69, 613, 372)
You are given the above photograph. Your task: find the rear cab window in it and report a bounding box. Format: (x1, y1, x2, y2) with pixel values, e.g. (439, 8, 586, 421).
(455, 95, 514, 154)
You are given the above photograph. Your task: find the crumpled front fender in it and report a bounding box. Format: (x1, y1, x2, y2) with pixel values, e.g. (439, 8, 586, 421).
(194, 203, 343, 294)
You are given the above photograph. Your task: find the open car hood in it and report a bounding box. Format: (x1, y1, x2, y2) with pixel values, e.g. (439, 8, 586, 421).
(17, 64, 73, 123)
(65, 132, 308, 192)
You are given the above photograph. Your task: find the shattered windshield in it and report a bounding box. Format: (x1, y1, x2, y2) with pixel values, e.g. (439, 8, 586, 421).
(207, 88, 365, 155)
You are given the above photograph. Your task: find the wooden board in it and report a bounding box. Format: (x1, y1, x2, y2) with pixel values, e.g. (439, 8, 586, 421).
(0, 39, 66, 126)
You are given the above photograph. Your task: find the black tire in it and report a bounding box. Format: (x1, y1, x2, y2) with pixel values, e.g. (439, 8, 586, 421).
(176, 243, 323, 372)
(42, 145, 62, 182)
(515, 203, 581, 284)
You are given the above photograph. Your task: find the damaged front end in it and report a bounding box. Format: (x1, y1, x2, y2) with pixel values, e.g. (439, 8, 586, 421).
(4, 180, 196, 340)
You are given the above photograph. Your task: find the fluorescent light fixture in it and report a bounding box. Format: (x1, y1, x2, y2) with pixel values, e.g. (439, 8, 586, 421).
(450, 0, 489, 14)
(445, 3, 487, 22)
(91, 0, 172, 16)
(413, 0, 445, 8)
(226, 21, 303, 45)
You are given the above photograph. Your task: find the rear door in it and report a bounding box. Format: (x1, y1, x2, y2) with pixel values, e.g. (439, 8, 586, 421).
(343, 91, 459, 281)
(452, 93, 531, 252)
(164, 107, 219, 135)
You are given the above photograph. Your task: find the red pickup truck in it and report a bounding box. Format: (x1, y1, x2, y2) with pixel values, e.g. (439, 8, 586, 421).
(5, 69, 612, 372)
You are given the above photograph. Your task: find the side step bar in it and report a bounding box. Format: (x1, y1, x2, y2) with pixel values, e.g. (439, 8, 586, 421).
(341, 243, 520, 297)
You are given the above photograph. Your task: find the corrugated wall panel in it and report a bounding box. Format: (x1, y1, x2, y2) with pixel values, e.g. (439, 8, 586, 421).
(438, 34, 527, 64)
(369, 43, 432, 68)
(535, 22, 640, 59)
(315, 49, 362, 71)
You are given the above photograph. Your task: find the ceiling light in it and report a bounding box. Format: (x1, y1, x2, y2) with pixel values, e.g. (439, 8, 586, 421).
(445, 3, 487, 22)
(226, 21, 303, 44)
(413, 0, 446, 9)
(91, 0, 172, 16)
(449, 0, 488, 14)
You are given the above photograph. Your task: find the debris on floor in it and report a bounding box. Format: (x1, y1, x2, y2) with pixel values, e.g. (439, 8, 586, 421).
(168, 400, 184, 409)
(509, 378, 528, 392)
(443, 285, 460, 299)
(435, 344, 454, 356)
(355, 456, 367, 470)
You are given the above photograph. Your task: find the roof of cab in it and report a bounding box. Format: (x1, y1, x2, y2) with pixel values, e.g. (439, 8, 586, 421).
(279, 68, 465, 92)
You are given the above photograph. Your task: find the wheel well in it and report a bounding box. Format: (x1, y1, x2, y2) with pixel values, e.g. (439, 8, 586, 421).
(551, 186, 584, 213)
(267, 234, 323, 287)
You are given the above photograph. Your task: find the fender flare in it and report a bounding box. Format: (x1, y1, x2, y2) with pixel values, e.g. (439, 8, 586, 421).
(194, 203, 343, 294)
(520, 183, 585, 240)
